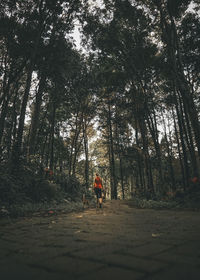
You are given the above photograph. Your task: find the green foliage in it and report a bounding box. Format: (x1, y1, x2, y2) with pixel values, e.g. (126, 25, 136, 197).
(0, 170, 20, 204)
(54, 174, 82, 197)
(28, 179, 60, 202)
(0, 0, 199, 204)
(0, 165, 57, 204)
(129, 198, 178, 209)
(0, 160, 84, 210)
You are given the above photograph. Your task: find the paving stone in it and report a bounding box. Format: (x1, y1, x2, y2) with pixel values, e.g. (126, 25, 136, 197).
(145, 263, 200, 280)
(121, 241, 173, 257)
(93, 253, 168, 273)
(168, 241, 200, 257)
(70, 240, 147, 260)
(38, 255, 104, 275)
(0, 248, 10, 259)
(70, 243, 119, 259)
(158, 238, 187, 246)
(152, 249, 200, 267)
(0, 201, 200, 280)
(0, 260, 70, 280)
(80, 266, 145, 280)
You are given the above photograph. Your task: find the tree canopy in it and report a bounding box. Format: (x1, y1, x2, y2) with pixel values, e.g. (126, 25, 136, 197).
(0, 0, 200, 204)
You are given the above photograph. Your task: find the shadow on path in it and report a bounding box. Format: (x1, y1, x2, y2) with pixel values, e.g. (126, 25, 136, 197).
(0, 200, 200, 280)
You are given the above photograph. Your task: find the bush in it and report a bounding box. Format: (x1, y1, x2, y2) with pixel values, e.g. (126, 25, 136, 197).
(0, 172, 19, 204)
(131, 198, 178, 209)
(28, 179, 60, 202)
(54, 174, 82, 197)
(0, 162, 84, 214)
(0, 163, 60, 204)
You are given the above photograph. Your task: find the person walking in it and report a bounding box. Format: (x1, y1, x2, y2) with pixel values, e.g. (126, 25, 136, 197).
(94, 173, 103, 208)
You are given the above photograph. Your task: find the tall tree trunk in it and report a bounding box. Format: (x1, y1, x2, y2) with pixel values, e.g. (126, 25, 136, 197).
(49, 102, 56, 171)
(83, 118, 89, 189)
(135, 121, 145, 191)
(161, 110, 175, 190)
(177, 90, 198, 178)
(119, 156, 125, 199)
(173, 88, 190, 188)
(56, 126, 63, 173)
(115, 122, 125, 199)
(139, 118, 154, 192)
(34, 109, 48, 153)
(108, 100, 117, 199)
(41, 133, 48, 164)
(172, 106, 186, 190)
(11, 18, 45, 165)
(179, 92, 199, 177)
(146, 110, 163, 190)
(28, 73, 46, 157)
(68, 112, 82, 176)
(108, 140, 114, 199)
(11, 65, 34, 164)
(0, 87, 11, 147)
(72, 135, 83, 176)
(158, 3, 200, 159)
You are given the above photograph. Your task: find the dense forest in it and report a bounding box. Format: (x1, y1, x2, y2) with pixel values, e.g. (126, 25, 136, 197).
(0, 0, 200, 209)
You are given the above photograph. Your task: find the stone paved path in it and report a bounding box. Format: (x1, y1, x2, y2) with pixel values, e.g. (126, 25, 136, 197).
(0, 200, 200, 280)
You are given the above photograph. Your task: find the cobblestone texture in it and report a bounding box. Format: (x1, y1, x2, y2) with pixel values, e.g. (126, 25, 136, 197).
(0, 200, 200, 280)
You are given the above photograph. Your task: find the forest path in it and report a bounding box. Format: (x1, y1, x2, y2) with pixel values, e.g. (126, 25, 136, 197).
(0, 200, 200, 280)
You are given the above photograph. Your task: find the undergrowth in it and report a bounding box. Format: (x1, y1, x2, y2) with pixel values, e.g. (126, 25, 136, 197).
(0, 162, 86, 218)
(130, 186, 200, 210)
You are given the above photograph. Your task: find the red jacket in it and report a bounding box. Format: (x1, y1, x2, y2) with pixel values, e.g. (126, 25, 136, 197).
(94, 176, 103, 189)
